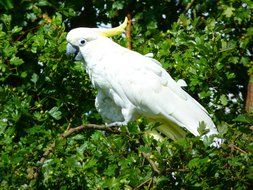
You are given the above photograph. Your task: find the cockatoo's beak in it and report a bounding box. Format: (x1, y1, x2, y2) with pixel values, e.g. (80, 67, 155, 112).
(66, 43, 83, 60)
(66, 43, 78, 55)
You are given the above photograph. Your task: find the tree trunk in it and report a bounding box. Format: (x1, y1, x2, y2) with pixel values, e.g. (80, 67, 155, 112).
(246, 75, 253, 113)
(126, 13, 132, 50)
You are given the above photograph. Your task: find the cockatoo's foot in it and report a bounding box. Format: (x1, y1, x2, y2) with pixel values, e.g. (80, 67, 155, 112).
(211, 137, 224, 148)
(106, 121, 128, 127)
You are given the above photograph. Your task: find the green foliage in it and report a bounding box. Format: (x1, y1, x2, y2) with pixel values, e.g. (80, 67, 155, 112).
(0, 0, 252, 189)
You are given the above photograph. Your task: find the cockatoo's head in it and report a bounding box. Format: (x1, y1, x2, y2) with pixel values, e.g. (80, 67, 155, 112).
(66, 17, 128, 60)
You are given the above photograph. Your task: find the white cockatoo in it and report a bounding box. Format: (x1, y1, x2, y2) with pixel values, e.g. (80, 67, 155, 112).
(66, 18, 222, 147)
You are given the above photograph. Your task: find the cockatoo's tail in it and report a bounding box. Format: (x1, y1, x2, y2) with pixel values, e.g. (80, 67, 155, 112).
(66, 18, 223, 148)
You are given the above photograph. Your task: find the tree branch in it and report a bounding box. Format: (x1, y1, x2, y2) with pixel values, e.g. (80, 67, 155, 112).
(126, 13, 132, 50)
(229, 144, 247, 154)
(185, 0, 195, 12)
(135, 177, 153, 189)
(165, 168, 189, 173)
(61, 124, 120, 138)
(246, 75, 253, 113)
(141, 152, 160, 174)
(28, 124, 120, 179)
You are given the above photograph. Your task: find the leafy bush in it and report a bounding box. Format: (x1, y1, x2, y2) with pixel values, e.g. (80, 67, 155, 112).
(0, 0, 252, 189)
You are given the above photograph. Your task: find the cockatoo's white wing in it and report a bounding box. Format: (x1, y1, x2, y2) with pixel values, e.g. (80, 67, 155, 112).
(105, 47, 217, 136)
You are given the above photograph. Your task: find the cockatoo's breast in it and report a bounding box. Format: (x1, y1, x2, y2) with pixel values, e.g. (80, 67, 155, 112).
(79, 38, 122, 89)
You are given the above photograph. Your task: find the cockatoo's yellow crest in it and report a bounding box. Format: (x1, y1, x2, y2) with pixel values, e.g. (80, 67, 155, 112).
(98, 17, 128, 37)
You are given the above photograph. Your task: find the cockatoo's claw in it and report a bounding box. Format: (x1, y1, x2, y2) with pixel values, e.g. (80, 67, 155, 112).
(106, 121, 128, 127)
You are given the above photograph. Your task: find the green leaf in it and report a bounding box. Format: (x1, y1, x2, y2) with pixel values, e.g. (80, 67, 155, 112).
(31, 73, 38, 84)
(112, 2, 124, 10)
(36, 0, 50, 6)
(217, 123, 228, 135)
(20, 71, 27, 78)
(83, 158, 97, 170)
(11, 26, 22, 33)
(223, 7, 235, 18)
(220, 94, 228, 106)
(104, 165, 117, 177)
(197, 121, 210, 135)
(10, 56, 24, 66)
(48, 107, 62, 120)
(0, 0, 13, 10)
(188, 158, 200, 169)
(233, 114, 253, 124)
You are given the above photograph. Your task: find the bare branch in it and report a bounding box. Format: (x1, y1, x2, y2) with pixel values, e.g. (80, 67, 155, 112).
(61, 124, 120, 138)
(229, 144, 247, 154)
(29, 124, 120, 179)
(165, 168, 189, 173)
(135, 177, 153, 189)
(185, 0, 195, 12)
(126, 13, 132, 50)
(141, 152, 160, 174)
(246, 75, 253, 113)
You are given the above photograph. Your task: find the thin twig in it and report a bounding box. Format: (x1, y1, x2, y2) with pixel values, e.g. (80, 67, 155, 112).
(27, 142, 56, 179)
(141, 152, 160, 174)
(135, 177, 152, 189)
(165, 168, 189, 173)
(185, 0, 195, 12)
(39, 142, 56, 164)
(148, 178, 153, 189)
(218, 47, 235, 53)
(61, 124, 120, 138)
(229, 144, 247, 154)
(29, 124, 120, 179)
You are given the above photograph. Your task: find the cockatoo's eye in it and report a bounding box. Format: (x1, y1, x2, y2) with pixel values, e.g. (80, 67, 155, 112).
(79, 39, 87, 46)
